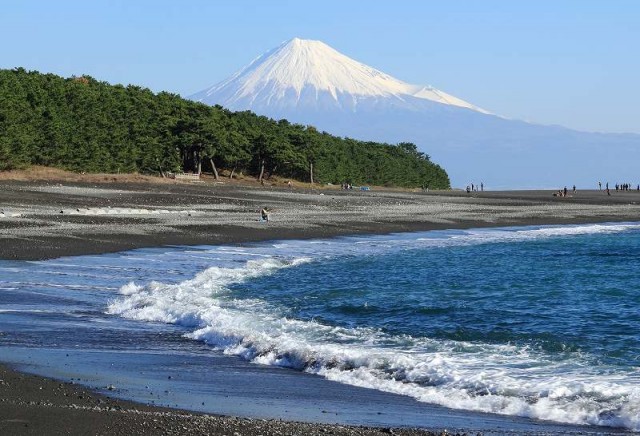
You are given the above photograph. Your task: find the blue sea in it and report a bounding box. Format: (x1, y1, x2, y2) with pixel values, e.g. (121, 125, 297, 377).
(1, 222, 639, 432)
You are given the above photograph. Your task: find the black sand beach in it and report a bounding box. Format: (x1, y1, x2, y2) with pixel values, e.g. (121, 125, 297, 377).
(1, 177, 638, 261)
(2, 174, 639, 435)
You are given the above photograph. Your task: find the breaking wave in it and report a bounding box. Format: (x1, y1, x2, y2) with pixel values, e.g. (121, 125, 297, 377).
(107, 223, 640, 431)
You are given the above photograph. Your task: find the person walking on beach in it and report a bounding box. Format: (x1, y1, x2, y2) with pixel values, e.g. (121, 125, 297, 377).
(260, 207, 270, 222)
(598, 181, 602, 190)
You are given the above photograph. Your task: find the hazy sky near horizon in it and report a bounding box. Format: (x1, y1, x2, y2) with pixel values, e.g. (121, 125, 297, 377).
(2, 0, 638, 134)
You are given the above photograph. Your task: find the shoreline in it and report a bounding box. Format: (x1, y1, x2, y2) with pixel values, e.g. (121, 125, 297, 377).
(2, 178, 640, 435)
(0, 363, 442, 436)
(2, 179, 639, 262)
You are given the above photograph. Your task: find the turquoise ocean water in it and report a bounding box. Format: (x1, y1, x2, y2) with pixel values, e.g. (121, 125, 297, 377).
(1, 222, 639, 431)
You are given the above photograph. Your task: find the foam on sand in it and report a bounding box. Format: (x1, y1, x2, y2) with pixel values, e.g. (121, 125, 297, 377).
(0, 211, 21, 218)
(59, 207, 196, 216)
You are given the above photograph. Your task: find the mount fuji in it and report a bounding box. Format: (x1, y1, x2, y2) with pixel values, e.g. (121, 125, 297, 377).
(191, 38, 639, 189)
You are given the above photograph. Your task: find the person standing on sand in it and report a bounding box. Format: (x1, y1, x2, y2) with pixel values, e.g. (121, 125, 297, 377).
(260, 207, 270, 222)
(598, 181, 602, 190)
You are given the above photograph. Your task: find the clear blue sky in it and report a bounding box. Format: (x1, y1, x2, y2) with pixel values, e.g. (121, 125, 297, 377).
(2, 0, 638, 133)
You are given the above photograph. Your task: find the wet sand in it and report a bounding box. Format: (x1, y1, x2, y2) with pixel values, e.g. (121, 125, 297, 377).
(1, 177, 639, 435)
(0, 364, 444, 436)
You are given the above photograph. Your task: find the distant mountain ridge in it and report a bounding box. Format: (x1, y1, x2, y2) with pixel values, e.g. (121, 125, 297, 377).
(192, 38, 640, 189)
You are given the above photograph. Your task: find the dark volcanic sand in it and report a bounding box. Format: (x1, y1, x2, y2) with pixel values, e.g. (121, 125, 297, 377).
(1, 180, 639, 261)
(1, 179, 639, 435)
(0, 365, 441, 436)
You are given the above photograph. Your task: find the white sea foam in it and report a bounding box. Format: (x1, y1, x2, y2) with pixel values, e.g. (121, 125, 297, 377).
(107, 223, 640, 430)
(424, 223, 640, 249)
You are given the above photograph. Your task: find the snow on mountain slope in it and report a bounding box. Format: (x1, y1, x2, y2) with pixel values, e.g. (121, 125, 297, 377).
(191, 38, 489, 114)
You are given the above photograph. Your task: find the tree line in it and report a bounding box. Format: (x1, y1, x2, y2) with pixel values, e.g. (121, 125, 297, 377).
(0, 68, 450, 188)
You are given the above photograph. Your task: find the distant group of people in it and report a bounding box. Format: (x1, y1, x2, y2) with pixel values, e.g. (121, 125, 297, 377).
(597, 181, 639, 196)
(553, 186, 565, 197)
(553, 185, 576, 197)
(341, 182, 353, 190)
(466, 182, 483, 193)
(614, 183, 638, 191)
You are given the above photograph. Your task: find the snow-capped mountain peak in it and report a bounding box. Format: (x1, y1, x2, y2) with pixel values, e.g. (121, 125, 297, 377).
(191, 38, 489, 114)
(188, 38, 640, 190)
